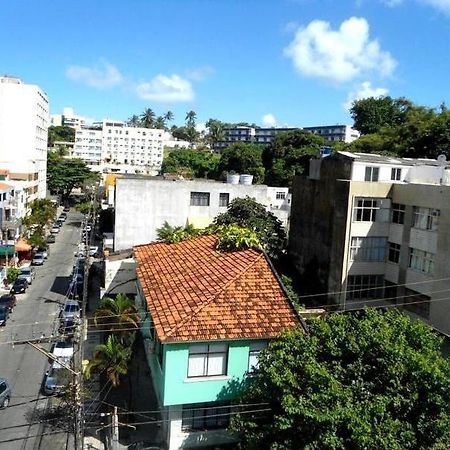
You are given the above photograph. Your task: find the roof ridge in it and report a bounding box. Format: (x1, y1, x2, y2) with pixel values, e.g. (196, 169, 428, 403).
(164, 251, 265, 340)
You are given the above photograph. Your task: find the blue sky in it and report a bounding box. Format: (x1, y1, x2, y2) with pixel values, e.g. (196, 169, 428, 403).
(1, 0, 449, 128)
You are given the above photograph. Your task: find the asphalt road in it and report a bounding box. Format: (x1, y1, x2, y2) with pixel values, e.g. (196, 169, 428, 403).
(0, 210, 83, 450)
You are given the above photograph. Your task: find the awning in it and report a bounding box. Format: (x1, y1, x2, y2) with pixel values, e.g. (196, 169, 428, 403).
(15, 240, 31, 252)
(0, 245, 15, 257)
(187, 216, 213, 229)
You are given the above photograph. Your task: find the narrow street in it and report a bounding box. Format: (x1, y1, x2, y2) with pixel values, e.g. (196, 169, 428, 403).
(0, 210, 83, 450)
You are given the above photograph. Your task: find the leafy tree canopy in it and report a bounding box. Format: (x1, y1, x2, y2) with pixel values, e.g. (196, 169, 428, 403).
(161, 149, 219, 178)
(47, 152, 100, 200)
(233, 309, 450, 450)
(263, 130, 326, 187)
(47, 126, 75, 147)
(214, 197, 286, 258)
(218, 142, 265, 184)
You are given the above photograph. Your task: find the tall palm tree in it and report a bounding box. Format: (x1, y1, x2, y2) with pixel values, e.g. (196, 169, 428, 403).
(127, 114, 141, 127)
(94, 293, 140, 336)
(164, 110, 174, 123)
(185, 110, 197, 127)
(140, 108, 156, 128)
(84, 335, 131, 387)
(154, 116, 166, 130)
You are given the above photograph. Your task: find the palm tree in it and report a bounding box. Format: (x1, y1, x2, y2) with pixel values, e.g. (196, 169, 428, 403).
(94, 294, 140, 337)
(185, 110, 197, 127)
(127, 114, 141, 127)
(154, 116, 166, 130)
(164, 110, 174, 123)
(140, 108, 156, 128)
(84, 335, 131, 387)
(207, 121, 224, 147)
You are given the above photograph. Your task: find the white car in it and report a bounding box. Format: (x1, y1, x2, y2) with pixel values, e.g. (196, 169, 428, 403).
(51, 226, 60, 234)
(88, 246, 98, 257)
(51, 341, 74, 362)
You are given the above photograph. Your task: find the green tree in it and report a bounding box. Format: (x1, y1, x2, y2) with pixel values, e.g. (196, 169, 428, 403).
(7, 267, 20, 284)
(140, 108, 156, 128)
(154, 116, 166, 130)
(185, 110, 197, 127)
(22, 198, 56, 230)
(48, 126, 75, 147)
(164, 110, 174, 123)
(161, 149, 219, 178)
(127, 114, 141, 127)
(263, 130, 325, 187)
(84, 335, 132, 387)
(233, 309, 450, 450)
(214, 224, 260, 251)
(218, 143, 265, 183)
(47, 152, 99, 201)
(213, 197, 286, 258)
(205, 119, 225, 147)
(350, 96, 413, 135)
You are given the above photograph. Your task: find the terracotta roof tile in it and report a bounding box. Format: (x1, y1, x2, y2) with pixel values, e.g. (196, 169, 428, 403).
(134, 235, 303, 343)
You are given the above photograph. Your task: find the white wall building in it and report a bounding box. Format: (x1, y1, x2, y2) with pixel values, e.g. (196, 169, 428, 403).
(114, 176, 291, 251)
(0, 76, 49, 200)
(51, 107, 86, 129)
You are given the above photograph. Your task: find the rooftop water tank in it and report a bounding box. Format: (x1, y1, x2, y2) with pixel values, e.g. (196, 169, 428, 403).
(226, 173, 240, 184)
(239, 174, 253, 185)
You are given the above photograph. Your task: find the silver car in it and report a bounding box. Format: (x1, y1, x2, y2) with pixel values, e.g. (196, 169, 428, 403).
(0, 378, 11, 408)
(19, 267, 35, 285)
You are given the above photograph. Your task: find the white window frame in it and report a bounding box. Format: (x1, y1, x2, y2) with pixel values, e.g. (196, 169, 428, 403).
(353, 198, 380, 222)
(187, 343, 228, 378)
(248, 342, 266, 374)
(219, 192, 230, 207)
(391, 167, 402, 181)
(190, 192, 210, 207)
(350, 237, 387, 262)
(364, 166, 379, 182)
(412, 207, 440, 231)
(409, 248, 435, 274)
(275, 191, 286, 200)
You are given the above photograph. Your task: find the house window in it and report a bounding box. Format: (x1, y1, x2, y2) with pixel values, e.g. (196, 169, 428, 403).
(187, 344, 228, 377)
(275, 191, 286, 200)
(403, 288, 431, 319)
(346, 275, 384, 300)
(364, 166, 379, 182)
(350, 237, 387, 262)
(388, 242, 401, 263)
(391, 203, 405, 224)
(182, 402, 231, 431)
(353, 198, 381, 222)
(248, 342, 266, 374)
(391, 168, 402, 181)
(190, 192, 210, 207)
(219, 193, 230, 207)
(409, 248, 435, 274)
(412, 207, 440, 231)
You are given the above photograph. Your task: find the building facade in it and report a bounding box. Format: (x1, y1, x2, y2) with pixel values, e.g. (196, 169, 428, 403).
(51, 107, 86, 129)
(113, 176, 291, 251)
(289, 151, 450, 335)
(0, 76, 49, 200)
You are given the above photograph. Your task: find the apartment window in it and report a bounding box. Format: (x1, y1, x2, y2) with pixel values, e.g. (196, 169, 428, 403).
(182, 402, 231, 431)
(403, 288, 431, 319)
(391, 203, 405, 224)
(347, 275, 384, 300)
(218, 193, 230, 207)
(391, 168, 402, 181)
(275, 191, 286, 200)
(413, 207, 440, 231)
(187, 344, 228, 377)
(409, 248, 435, 274)
(388, 242, 401, 263)
(353, 198, 380, 222)
(365, 166, 379, 182)
(248, 342, 266, 373)
(350, 237, 387, 261)
(190, 192, 210, 206)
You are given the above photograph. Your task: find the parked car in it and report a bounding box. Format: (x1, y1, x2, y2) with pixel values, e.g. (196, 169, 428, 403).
(0, 294, 17, 313)
(56, 220, 63, 228)
(32, 253, 45, 266)
(60, 300, 80, 321)
(50, 341, 74, 363)
(59, 213, 67, 220)
(63, 206, 70, 213)
(59, 318, 76, 335)
(46, 234, 56, 244)
(38, 248, 49, 259)
(10, 278, 28, 294)
(0, 378, 11, 408)
(50, 225, 60, 234)
(89, 246, 98, 257)
(0, 306, 9, 326)
(43, 360, 71, 396)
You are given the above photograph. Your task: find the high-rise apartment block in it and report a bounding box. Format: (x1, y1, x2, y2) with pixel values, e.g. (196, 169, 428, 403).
(0, 76, 49, 200)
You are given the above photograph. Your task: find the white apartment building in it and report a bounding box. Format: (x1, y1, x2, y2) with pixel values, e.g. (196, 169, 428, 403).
(72, 120, 164, 175)
(113, 176, 291, 251)
(51, 107, 86, 129)
(289, 151, 450, 335)
(0, 76, 49, 200)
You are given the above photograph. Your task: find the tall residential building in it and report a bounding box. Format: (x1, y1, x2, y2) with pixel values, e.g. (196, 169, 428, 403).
(213, 124, 359, 151)
(288, 151, 450, 335)
(0, 76, 49, 200)
(71, 120, 164, 175)
(50, 107, 86, 129)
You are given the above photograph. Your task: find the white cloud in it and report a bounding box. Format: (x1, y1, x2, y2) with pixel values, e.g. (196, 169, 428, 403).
(185, 66, 214, 81)
(136, 74, 194, 102)
(66, 60, 123, 89)
(344, 81, 388, 110)
(420, 0, 450, 14)
(283, 17, 397, 83)
(262, 113, 278, 127)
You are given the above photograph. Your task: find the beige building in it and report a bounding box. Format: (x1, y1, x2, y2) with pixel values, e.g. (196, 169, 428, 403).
(289, 151, 450, 335)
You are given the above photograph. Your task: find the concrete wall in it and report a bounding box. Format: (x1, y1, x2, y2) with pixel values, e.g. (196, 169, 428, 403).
(114, 178, 270, 251)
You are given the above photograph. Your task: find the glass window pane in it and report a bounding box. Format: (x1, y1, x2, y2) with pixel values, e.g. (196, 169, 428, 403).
(188, 354, 206, 377)
(207, 354, 226, 376)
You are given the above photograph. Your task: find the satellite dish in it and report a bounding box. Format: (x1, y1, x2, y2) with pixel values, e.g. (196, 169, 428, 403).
(437, 154, 446, 165)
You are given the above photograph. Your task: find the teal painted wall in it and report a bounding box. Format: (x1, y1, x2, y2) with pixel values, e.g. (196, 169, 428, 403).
(162, 340, 266, 406)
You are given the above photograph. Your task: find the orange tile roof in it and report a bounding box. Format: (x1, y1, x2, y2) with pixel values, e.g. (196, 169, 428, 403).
(0, 182, 11, 190)
(134, 235, 304, 343)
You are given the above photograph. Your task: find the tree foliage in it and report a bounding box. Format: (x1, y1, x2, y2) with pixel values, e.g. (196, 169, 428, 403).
(161, 149, 220, 178)
(48, 126, 75, 147)
(215, 224, 260, 251)
(214, 197, 286, 258)
(263, 130, 326, 187)
(233, 309, 450, 450)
